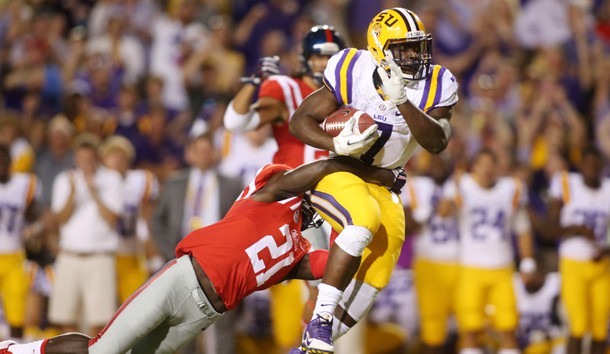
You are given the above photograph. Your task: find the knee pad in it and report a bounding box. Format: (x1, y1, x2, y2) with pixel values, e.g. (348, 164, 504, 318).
(334, 225, 373, 257)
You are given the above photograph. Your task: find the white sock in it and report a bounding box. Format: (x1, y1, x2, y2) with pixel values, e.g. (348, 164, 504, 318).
(7, 340, 45, 354)
(312, 283, 343, 318)
(459, 348, 484, 354)
(498, 349, 520, 354)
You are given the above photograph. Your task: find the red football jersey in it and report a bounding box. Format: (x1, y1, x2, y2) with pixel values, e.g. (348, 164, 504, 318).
(259, 75, 329, 168)
(176, 164, 312, 310)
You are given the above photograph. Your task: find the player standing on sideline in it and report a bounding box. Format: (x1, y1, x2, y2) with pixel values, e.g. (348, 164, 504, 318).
(0, 157, 404, 354)
(437, 149, 537, 354)
(288, 7, 459, 354)
(406, 154, 459, 354)
(0, 145, 41, 342)
(224, 25, 347, 351)
(547, 146, 610, 354)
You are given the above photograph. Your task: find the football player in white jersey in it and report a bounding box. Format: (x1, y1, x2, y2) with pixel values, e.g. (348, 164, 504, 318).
(547, 146, 610, 354)
(288, 7, 459, 354)
(406, 154, 459, 354)
(0, 145, 41, 341)
(513, 271, 563, 354)
(438, 149, 537, 354)
(99, 136, 161, 304)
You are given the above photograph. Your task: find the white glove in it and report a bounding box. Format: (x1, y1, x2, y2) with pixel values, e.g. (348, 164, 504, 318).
(376, 59, 408, 105)
(332, 116, 378, 156)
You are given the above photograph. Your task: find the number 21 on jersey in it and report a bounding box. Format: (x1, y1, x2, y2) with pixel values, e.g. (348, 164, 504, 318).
(245, 224, 296, 286)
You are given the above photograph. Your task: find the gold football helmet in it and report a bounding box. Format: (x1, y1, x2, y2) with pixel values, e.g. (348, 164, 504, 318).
(367, 7, 432, 80)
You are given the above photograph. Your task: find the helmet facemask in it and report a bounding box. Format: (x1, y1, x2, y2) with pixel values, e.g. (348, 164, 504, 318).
(300, 194, 323, 232)
(385, 34, 432, 81)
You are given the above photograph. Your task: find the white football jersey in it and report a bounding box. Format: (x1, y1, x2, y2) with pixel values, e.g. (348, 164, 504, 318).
(549, 171, 610, 260)
(403, 176, 459, 262)
(323, 48, 459, 169)
(0, 173, 40, 253)
(444, 174, 528, 268)
(117, 169, 159, 254)
(514, 272, 562, 345)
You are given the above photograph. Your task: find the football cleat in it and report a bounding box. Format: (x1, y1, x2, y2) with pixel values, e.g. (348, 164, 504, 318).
(288, 346, 306, 354)
(300, 312, 334, 354)
(0, 340, 16, 354)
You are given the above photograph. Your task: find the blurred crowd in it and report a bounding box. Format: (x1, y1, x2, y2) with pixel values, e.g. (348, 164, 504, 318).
(1, 0, 610, 353)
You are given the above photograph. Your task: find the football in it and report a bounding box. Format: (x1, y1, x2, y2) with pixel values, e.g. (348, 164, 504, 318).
(321, 107, 376, 137)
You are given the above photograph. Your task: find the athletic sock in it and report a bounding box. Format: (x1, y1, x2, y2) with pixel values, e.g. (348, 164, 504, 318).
(312, 283, 343, 319)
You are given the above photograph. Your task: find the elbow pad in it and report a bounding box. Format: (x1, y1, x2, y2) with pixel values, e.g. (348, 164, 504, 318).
(223, 100, 261, 132)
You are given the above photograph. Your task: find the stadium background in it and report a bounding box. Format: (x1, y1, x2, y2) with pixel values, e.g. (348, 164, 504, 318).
(0, 0, 609, 353)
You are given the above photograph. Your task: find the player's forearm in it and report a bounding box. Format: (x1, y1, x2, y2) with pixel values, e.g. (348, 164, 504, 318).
(231, 84, 258, 114)
(323, 157, 395, 188)
(289, 113, 335, 152)
(397, 101, 450, 153)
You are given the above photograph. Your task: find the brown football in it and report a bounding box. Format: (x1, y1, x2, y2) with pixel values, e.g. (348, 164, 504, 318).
(321, 107, 376, 137)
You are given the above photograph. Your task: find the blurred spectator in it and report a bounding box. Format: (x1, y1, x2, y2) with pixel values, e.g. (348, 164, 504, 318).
(86, 8, 145, 85)
(34, 115, 74, 208)
(48, 134, 122, 336)
(150, 133, 242, 354)
(4, 33, 63, 115)
(150, 0, 209, 111)
(0, 112, 35, 173)
(0, 144, 41, 341)
(134, 105, 184, 181)
(99, 135, 161, 304)
(218, 126, 277, 187)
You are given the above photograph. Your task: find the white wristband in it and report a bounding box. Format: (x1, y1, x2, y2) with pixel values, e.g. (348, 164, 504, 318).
(519, 257, 537, 274)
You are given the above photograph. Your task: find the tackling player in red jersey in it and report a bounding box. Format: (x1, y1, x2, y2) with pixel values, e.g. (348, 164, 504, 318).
(0, 157, 402, 354)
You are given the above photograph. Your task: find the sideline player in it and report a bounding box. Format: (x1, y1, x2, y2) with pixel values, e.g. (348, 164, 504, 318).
(438, 149, 537, 354)
(547, 146, 610, 354)
(0, 156, 403, 354)
(406, 154, 459, 354)
(223, 25, 347, 350)
(288, 7, 459, 353)
(0, 145, 41, 341)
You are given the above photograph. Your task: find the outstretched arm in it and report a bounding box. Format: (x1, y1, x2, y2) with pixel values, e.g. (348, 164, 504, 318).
(252, 157, 396, 203)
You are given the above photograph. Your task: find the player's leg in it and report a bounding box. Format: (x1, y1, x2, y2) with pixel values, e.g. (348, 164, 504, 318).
(415, 259, 457, 354)
(116, 254, 148, 305)
(589, 260, 610, 354)
(303, 172, 381, 352)
(489, 267, 519, 354)
(455, 266, 487, 354)
(1, 252, 30, 340)
(560, 258, 589, 354)
(333, 185, 405, 337)
(88, 255, 221, 354)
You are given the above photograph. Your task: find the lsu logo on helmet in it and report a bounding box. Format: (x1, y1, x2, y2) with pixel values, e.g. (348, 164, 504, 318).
(367, 7, 432, 81)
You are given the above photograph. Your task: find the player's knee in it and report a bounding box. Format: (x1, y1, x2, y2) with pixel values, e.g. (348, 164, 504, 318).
(334, 225, 373, 257)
